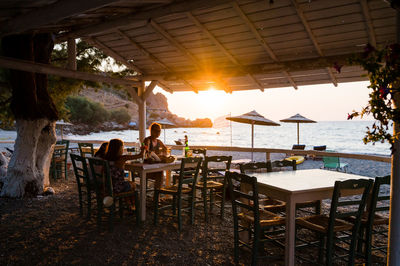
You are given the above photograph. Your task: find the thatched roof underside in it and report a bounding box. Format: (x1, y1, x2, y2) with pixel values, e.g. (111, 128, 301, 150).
(0, 0, 397, 92)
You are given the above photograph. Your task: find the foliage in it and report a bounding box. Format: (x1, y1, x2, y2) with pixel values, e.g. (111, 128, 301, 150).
(110, 108, 131, 124)
(348, 43, 400, 148)
(65, 96, 131, 126)
(65, 96, 109, 126)
(0, 38, 136, 128)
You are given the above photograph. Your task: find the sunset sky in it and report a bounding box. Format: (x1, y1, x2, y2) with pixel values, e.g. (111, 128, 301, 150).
(154, 81, 372, 122)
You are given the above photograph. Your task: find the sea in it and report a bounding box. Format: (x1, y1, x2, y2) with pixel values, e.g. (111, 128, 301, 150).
(0, 121, 391, 156)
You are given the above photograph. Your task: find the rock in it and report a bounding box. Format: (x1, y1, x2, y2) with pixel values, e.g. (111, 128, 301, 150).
(42, 187, 55, 196)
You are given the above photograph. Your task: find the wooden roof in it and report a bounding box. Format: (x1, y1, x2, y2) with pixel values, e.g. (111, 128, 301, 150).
(0, 0, 397, 92)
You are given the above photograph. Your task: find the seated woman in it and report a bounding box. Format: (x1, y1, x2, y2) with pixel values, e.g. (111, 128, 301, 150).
(104, 138, 143, 209)
(143, 122, 167, 189)
(94, 142, 108, 159)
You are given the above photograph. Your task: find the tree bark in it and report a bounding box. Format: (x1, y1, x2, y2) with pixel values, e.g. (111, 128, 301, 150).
(0, 33, 57, 197)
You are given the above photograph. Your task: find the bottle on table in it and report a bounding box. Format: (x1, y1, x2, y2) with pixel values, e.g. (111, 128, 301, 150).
(184, 135, 189, 157)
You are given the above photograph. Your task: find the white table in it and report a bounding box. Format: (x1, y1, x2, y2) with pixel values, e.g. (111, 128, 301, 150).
(249, 169, 370, 266)
(124, 161, 185, 222)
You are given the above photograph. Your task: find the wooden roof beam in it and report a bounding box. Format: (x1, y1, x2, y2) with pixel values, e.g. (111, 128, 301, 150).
(290, 0, 337, 86)
(360, 0, 377, 47)
(57, 0, 235, 42)
(0, 56, 141, 87)
(143, 80, 158, 100)
(157, 81, 174, 94)
(282, 71, 298, 90)
(186, 11, 264, 92)
(115, 29, 198, 92)
(141, 52, 360, 80)
(232, 1, 294, 90)
(148, 19, 230, 92)
(0, 0, 121, 37)
(85, 37, 143, 75)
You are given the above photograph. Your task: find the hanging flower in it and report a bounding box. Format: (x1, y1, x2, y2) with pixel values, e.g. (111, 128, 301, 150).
(333, 62, 342, 73)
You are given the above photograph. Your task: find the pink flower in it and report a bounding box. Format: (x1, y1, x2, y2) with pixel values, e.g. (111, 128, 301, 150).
(333, 62, 342, 73)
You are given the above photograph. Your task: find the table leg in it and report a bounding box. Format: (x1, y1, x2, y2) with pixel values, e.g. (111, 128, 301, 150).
(165, 170, 171, 186)
(140, 172, 146, 222)
(285, 198, 296, 266)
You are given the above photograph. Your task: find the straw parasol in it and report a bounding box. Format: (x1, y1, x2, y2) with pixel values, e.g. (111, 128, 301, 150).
(226, 110, 280, 161)
(56, 120, 72, 140)
(154, 118, 175, 143)
(280, 113, 316, 145)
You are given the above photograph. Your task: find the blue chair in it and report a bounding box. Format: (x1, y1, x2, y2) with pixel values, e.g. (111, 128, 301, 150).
(323, 151, 348, 172)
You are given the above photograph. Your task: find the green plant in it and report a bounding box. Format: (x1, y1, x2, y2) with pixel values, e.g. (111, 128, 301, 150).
(348, 43, 400, 149)
(110, 108, 131, 124)
(65, 96, 109, 126)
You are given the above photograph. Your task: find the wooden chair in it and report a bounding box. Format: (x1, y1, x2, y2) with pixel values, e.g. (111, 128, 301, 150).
(241, 160, 320, 215)
(226, 171, 285, 265)
(78, 142, 94, 157)
(70, 154, 95, 218)
(51, 140, 69, 180)
(240, 162, 286, 213)
(346, 175, 390, 265)
(191, 148, 207, 157)
(196, 155, 232, 221)
(154, 157, 202, 231)
(296, 178, 373, 265)
(87, 157, 140, 229)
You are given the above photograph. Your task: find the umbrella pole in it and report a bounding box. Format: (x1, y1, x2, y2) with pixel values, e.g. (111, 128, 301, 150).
(61, 125, 63, 140)
(251, 123, 254, 161)
(297, 123, 299, 145)
(164, 128, 166, 144)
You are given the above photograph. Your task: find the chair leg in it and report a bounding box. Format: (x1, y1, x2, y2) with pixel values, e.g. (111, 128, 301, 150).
(202, 188, 208, 222)
(154, 190, 160, 225)
(87, 189, 91, 219)
(134, 191, 141, 226)
(220, 178, 226, 219)
(177, 195, 182, 231)
(210, 188, 214, 212)
(233, 218, 240, 265)
(252, 229, 260, 266)
(77, 187, 83, 216)
(190, 193, 195, 225)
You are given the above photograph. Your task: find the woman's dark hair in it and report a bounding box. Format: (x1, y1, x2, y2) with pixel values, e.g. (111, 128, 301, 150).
(94, 142, 108, 159)
(105, 139, 123, 161)
(149, 122, 161, 132)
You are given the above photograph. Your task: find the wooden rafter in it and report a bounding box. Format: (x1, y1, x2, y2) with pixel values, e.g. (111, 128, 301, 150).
(0, 0, 121, 36)
(148, 18, 230, 92)
(360, 0, 377, 47)
(141, 52, 360, 80)
(126, 86, 143, 105)
(157, 81, 174, 94)
(115, 29, 197, 92)
(143, 80, 158, 100)
(85, 37, 144, 75)
(67, 38, 77, 70)
(57, 0, 235, 41)
(186, 12, 264, 92)
(232, 1, 297, 90)
(0, 56, 141, 87)
(232, 2, 277, 61)
(282, 71, 298, 90)
(290, 0, 337, 87)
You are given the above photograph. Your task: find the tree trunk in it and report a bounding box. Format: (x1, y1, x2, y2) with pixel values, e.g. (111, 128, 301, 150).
(0, 34, 58, 197)
(0, 119, 55, 197)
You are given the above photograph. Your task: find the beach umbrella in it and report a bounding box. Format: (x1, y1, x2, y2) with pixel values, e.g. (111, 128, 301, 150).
(226, 110, 280, 161)
(280, 113, 316, 145)
(154, 118, 175, 143)
(56, 120, 72, 140)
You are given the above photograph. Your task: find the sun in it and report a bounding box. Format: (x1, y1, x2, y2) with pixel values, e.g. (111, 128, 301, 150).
(196, 88, 228, 119)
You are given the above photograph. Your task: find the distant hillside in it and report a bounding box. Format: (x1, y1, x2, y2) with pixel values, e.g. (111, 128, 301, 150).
(78, 87, 212, 128)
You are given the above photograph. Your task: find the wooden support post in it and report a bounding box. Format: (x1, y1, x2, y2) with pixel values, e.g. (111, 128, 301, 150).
(138, 81, 146, 142)
(388, 10, 400, 266)
(67, 38, 76, 70)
